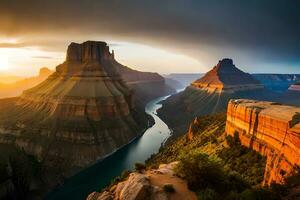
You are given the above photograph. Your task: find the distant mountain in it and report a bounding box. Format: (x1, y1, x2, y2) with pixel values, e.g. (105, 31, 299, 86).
(278, 81, 300, 107)
(164, 73, 203, 88)
(0, 67, 53, 98)
(0, 74, 23, 84)
(158, 58, 275, 138)
(114, 63, 175, 108)
(252, 74, 300, 92)
(164, 78, 184, 90)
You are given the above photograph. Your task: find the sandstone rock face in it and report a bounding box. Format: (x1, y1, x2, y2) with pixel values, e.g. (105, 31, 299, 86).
(187, 117, 200, 140)
(192, 58, 264, 94)
(0, 41, 143, 171)
(226, 99, 300, 185)
(158, 59, 271, 138)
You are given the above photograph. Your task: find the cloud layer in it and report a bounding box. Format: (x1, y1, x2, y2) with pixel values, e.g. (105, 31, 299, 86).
(0, 0, 299, 73)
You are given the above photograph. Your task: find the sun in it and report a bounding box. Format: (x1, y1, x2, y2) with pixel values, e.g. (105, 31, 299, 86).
(0, 54, 9, 71)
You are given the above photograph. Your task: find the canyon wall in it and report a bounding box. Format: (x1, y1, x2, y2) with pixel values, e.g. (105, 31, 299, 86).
(0, 41, 145, 173)
(226, 99, 300, 185)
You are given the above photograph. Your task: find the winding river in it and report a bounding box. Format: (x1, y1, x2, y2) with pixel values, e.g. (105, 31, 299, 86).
(47, 95, 172, 200)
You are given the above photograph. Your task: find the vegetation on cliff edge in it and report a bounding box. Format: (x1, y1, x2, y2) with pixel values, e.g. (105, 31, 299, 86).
(146, 112, 297, 199)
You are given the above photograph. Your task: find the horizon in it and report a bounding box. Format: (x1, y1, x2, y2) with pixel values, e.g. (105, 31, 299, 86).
(0, 0, 300, 76)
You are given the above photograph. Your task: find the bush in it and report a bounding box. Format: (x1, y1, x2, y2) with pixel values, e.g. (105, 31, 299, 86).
(175, 152, 227, 192)
(198, 188, 219, 200)
(227, 171, 249, 192)
(134, 162, 146, 171)
(120, 170, 131, 180)
(163, 184, 175, 193)
(239, 188, 280, 200)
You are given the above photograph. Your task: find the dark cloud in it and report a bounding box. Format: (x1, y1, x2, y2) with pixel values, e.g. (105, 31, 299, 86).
(0, 0, 299, 72)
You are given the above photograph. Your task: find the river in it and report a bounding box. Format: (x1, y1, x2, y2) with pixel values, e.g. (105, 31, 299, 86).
(47, 95, 172, 200)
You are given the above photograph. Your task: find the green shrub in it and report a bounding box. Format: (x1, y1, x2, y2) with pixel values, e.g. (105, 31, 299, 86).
(227, 171, 249, 192)
(290, 112, 300, 127)
(120, 170, 131, 180)
(198, 188, 219, 200)
(163, 184, 175, 193)
(134, 162, 146, 171)
(239, 188, 280, 200)
(175, 152, 227, 192)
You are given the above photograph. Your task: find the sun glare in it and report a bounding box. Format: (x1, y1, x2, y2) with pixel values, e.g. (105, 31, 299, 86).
(0, 54, 9, 71)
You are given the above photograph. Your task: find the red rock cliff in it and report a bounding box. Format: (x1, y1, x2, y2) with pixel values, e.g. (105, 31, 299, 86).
(226, 99, 300, 185)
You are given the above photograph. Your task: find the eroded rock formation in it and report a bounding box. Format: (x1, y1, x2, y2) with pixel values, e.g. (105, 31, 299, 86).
(192, 58, 263, 93)
(158, 58, 272, 138)
(226, 99, 300, 185)
(0, 41, 145, 173)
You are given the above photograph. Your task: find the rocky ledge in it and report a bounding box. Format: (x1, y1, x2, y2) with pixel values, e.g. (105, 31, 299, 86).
(226, 99, 300, 185)
(87, 162, 196, 200)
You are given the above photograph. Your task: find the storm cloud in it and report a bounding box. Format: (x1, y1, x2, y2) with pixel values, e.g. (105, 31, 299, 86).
(0, 0, 299, 72)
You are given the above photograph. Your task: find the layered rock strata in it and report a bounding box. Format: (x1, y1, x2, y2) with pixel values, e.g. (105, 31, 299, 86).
(226, 99, 300, 185)
(158, 58, 271, 138)
(192, 58, 263, 93)
(0, 41, 144, 171)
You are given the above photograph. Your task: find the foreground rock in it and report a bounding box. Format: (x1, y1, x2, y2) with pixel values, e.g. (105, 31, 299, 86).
(87, 162, 196, 200)
(226, 99, 300, 185)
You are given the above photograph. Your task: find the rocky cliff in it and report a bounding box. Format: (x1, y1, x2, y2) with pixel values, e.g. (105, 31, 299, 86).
(226, 99, 300, 185)
(158, 58, 273, 138)
(105, 53, 175, 108)
(87, 162, 196, 200)
(0, 41, 146, 177)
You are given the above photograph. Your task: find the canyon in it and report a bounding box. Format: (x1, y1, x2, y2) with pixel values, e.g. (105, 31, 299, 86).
(252, 74, 300, 93)
(0, 41, 170, 196)
(226, 99, 300, 185)
(158, 58, 273, 138)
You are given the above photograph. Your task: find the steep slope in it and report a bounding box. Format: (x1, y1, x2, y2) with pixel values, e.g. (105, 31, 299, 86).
(107, 54, 175, 108)
(0, 67, 53, 98)
(0, 41, 146, 178)
(226, 99, 300, 185)
(158, 58, 272, 138)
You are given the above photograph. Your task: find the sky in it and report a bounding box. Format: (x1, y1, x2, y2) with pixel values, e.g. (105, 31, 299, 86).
(0, 0, 299, 76)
